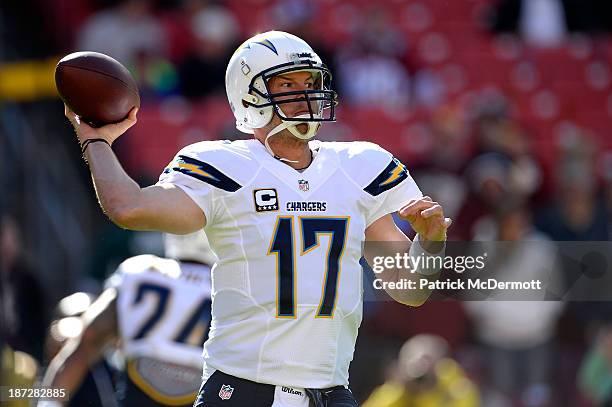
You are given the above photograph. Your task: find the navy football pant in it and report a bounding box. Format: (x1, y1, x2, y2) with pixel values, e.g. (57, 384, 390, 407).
(193, 370, 358, 407)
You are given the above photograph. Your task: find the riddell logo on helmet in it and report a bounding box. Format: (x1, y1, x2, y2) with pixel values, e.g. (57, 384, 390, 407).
(289, 52, 313, 62)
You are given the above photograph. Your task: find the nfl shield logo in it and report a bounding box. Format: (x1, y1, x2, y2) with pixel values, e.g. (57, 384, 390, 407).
(298, 179, 309, 192)
(219, 384, 234, 400)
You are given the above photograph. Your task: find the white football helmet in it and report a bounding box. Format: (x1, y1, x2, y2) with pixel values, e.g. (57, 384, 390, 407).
(225, 31, 337, 145)
(164, 230, 217, 266)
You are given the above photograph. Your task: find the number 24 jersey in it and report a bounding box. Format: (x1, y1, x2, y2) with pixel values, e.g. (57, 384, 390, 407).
(157, 139, 422, 389)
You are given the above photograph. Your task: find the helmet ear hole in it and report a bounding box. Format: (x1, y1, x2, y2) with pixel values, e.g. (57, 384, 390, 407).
(242, 94, 259, 107)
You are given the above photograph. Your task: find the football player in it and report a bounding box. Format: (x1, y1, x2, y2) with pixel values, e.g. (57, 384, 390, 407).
(64, 31, 451, 407)
(39, 231, 214, 407)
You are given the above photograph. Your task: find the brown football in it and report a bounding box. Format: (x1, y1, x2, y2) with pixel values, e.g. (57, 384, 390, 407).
(55, 51, 140, 127)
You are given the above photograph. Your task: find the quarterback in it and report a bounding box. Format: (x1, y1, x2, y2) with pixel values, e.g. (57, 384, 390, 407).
(64, 31, 450, 407)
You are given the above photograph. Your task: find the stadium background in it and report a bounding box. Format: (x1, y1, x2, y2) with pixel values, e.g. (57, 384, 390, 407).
(1, 0, 612, 405)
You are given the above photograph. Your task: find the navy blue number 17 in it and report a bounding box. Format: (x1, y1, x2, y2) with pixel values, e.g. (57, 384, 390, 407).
(268, 216, 349, 318)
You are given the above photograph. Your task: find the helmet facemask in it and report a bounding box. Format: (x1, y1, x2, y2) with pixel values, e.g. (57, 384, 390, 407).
(244, 59, 337, 141)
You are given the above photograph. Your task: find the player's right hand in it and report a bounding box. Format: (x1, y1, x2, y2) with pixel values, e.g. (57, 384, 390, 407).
(64, 104, 138, 146)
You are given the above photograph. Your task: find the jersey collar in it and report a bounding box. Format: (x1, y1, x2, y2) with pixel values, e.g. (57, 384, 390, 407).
(246, 139, 339, 196)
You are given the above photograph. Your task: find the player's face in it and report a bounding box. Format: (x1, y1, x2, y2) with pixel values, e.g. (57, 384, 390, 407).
(266, 71, 318, 135)
(268, 71, 317, 116)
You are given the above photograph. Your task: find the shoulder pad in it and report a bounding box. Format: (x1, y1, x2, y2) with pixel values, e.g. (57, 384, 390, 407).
(106, 255, 180, 289)
(323, 141, 404, 192)
(163, 140, 258, 192)
(118, 255, 182, 278)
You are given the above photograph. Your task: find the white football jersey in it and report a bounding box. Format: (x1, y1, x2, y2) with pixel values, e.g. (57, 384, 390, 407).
(107, 255, 212, 365)
(157, 139, 422, 388)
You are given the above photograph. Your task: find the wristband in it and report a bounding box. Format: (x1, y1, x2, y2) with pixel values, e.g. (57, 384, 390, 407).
(80, 138, 110, 163)
(409, 234, 445, 276)
(80, 138, 110, 154)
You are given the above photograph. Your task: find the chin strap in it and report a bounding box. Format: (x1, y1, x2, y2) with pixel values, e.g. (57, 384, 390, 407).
(264, 114, 320, 163)
(264, 137, 298, 163)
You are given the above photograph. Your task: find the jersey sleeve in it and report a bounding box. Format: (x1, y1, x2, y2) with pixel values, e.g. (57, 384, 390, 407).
(157, 141, 245, 227)
(156, 146, 220, 224)
(362, 151, 423, 227)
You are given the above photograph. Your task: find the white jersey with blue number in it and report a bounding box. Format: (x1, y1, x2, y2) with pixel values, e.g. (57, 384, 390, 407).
(106, 255, 212, 368)
(157, 139, 422, 388)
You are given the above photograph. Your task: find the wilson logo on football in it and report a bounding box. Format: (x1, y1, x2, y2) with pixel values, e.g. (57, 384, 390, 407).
(219, 384, 234, 400)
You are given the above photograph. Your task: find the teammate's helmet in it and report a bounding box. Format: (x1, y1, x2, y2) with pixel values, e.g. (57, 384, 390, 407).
(164, 230, 217, 266)
(225, 31, 337, 140)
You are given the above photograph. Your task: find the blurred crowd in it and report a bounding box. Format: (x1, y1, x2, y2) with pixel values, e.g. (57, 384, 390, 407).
(2, 0, 612, 406)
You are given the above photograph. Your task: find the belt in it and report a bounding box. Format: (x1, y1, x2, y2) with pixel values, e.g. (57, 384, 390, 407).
(304, 386, 345, 407)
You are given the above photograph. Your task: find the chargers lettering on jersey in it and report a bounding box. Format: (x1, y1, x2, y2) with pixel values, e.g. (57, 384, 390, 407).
(363, 157, 409, 196)
(286, 201, 327, 212)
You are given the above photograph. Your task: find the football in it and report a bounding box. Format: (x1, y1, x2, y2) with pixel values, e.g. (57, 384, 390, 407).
(55, 51, 140, 127)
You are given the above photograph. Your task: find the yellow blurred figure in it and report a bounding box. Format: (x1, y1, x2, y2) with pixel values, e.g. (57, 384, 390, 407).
(1, 344, 39, 407)
(362, 335, 479, 407)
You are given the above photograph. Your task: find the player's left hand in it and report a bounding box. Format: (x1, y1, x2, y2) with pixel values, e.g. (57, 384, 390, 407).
(398, 197, 452, 242)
